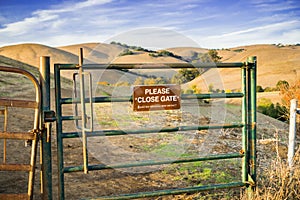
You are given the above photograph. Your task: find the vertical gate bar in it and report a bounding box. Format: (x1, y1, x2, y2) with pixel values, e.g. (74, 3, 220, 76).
(40, 56, 52, 200)
(28, 133, 38, 200)
(3, 107, 8, 163)
(28, 68, 42, 200)
(55, 64, 65, 200)
(73, 73, 81, 129)
(246, 56, 257, 198)
(241, 63, 248, 184)
(78, 48, 89, 174)
(249, 56, 257, 188)
(246, 58, 252, 198)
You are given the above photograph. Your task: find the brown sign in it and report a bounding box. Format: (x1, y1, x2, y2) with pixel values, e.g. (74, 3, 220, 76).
(133, 85, 181, 111)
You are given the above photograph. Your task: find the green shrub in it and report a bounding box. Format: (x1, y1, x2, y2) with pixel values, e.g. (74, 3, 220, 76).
(118, 49, 134, 56)
(258, 98, 287, 121)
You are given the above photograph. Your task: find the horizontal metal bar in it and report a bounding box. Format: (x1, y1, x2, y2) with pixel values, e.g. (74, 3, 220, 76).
(0, 98, 38, 108)
(60, 93, 244, 104)
(55, 63, 78, 69)
(184, 93, 244, 99)
(60, 96, 131, 104)
(0, 164, 32, 171)
(64, 152, 243, 173)
(61, 116, 81, 121)
(0, 131, 36, 140)
(55, 62, 244, 70)
(82, 182, 246, 200)
(62, 123, 244, 138)
(0, 193, 30, 200)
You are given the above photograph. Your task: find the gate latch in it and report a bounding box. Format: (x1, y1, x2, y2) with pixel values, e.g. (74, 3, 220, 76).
(44, 110, 56, 122)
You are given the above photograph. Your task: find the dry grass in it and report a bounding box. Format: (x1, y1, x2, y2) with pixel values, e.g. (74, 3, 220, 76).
(250, 147, 300, 200)
(279, 79, 300, 132)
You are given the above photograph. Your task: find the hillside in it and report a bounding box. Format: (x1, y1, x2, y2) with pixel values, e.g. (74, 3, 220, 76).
(1, 43, 300, 89)
(217, 44, 300, 89)
(58, 43, 125, 63)
(0, 43, 186, 84)
(183, 44, 300, 92)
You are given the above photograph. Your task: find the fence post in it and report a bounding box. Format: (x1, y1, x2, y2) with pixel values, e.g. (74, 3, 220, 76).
(288, 99, 297, 168)
(40, 56, 52, 199)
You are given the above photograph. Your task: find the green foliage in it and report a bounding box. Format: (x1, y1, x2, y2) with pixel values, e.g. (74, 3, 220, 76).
(133, 77, 143, 85)
(191, 84, 201, 94)
(264, 87, 277, 92)
(183, 89, 194, 94)
(276, 80, 289, 90)
(118, 49, 134, 56)
(208, 49, 222, 63)
(143, 77, 167, 85)
(111, 41, 155, 52)
(257, 85, 264, 92)
(258, 98, 287, 121)
(232, 48, 245, 52)
(171, 69, 200, 84)
(149, 50, 182, 59)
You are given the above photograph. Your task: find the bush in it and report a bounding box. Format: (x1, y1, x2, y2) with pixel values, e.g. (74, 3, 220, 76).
(149, 50, 182, 59)
(143, 77, 167, 85)
(257, 85, 264, 92)
(118, 49, 134, 56)
(171, 69, 200, 84)
(279, 80, 300, 132)
(258, 98, 287, 121)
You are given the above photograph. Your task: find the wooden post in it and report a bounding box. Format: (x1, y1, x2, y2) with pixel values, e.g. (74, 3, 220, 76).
(288, 99, 297, 168)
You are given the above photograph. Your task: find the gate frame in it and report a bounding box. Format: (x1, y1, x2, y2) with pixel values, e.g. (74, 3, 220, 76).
(52, 56, 257, 199)
(0, 65, 41, 200)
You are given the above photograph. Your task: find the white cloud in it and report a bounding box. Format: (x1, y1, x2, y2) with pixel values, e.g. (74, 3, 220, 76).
(196, 20, 300, 48)
(250, 0, 300, 12)
(210, 20, 299, 38)
(0, 0, 299, 48)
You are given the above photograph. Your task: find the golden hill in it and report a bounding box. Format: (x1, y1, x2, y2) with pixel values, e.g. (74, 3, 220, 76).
(184, 44, 300, 92)
(1, 43, 300, 90)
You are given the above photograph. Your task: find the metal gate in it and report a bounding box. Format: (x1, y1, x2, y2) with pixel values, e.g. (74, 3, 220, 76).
(0, 57, 53, 200)
(53, 50, 257, 199)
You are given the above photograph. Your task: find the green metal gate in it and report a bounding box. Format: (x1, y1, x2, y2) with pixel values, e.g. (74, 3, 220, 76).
(53, 54, 257, 199)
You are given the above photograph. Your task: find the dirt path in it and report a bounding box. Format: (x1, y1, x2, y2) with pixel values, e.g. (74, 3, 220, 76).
(0, 79, 297, 200)
(1, 99, 294, 200)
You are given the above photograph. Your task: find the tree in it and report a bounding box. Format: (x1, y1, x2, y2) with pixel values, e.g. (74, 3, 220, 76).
(171, 68, 200, 84)
(208, 49, 222, 63)
(257, 85, 264, 92)
(118, 49, 133, 56)
(276, 80, 289, 91)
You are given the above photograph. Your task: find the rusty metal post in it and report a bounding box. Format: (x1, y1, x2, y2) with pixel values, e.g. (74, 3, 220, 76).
(247, 56, 257, 197)
(40, 56, 52, 199)
(241, 63, 248, 184)
(78, 48, 89, 174)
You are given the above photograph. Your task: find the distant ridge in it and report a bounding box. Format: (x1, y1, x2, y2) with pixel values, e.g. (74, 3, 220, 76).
(1, 43, 300, 89)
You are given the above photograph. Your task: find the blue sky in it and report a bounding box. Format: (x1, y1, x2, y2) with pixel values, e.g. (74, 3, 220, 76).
(0, 0, 299, 49)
